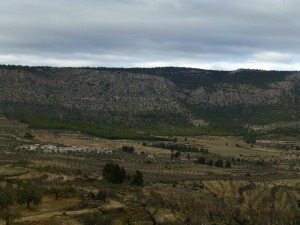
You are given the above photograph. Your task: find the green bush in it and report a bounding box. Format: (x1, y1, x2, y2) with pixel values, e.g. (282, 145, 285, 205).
(130, 170, 144, 186)
(197, 156, 206, 164)
(122, 146, 134, 153)
(102, 162, 126, 184)
(214, 159, 223, 167)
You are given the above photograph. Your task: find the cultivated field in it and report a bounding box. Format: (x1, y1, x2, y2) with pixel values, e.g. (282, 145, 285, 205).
(0, 116, 299, 225)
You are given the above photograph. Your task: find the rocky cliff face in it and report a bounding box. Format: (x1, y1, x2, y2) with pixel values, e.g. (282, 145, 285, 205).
(0, 67, 182, 114)
(0, 65, 299, 126)
(187, 81, 297, 106)
(181, 71, 300, 107)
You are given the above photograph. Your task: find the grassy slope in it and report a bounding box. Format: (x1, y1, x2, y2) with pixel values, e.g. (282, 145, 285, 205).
(22, 116, 240, 140)
(22, 117, 168, 141)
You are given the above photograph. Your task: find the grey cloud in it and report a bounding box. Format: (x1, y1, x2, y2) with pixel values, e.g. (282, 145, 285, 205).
(0, 0, 299, 69)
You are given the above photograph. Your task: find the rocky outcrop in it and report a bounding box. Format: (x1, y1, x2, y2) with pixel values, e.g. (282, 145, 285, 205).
(0, 68, 182, 115)
(188, 83, 285, 106)
(183, 72, 300, 107)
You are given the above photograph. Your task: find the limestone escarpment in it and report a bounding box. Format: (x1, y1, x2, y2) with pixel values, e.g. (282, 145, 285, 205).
(0, 66, 299, 126)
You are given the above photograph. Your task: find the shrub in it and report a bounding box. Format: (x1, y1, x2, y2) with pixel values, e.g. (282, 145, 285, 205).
(214, 159, 223, 167)
(225, 160, 231, 168)
(102, 162, 126, 184)
(207, 160, 213, 166)
(130, 170, 144, 186)
(174, 151, 181, 159)
(24, 132, 34, 139)
(196, 156, 206, 164)
(122, 146, 134, 153)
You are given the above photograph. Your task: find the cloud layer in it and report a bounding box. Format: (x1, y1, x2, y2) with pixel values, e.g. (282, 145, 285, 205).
(0, 0, 299, 70)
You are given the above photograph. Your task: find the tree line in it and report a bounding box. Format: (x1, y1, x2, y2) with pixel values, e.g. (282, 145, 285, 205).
(196, 156, 231, 168)
(149, 142, 209, 154)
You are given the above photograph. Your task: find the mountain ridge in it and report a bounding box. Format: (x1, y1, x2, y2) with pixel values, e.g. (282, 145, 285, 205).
(1, 65, 299, 133)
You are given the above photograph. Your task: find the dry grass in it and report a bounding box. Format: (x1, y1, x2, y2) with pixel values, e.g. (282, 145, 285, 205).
(14, 195, 81, 216)
(32, 129, 296, 161)
(0, 165, 27, 176)
(184, 135, 282, 157)
(33, 130, 122, 150)
(0, 195, 84, 225)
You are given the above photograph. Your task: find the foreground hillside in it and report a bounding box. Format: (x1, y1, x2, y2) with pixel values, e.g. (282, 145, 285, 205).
(0, 65, 299, 136)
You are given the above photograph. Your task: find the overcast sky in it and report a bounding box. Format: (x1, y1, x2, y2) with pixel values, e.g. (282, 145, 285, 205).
(0, 0, 299, 70)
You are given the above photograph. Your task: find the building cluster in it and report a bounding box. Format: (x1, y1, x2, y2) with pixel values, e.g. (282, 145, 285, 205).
(16, 144, 112, 154)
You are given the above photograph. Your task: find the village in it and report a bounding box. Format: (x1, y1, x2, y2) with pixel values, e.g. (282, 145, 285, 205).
(16, 144, 113, 155)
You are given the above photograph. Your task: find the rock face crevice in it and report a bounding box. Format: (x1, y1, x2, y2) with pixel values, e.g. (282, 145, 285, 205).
(0, 66, 299, 125)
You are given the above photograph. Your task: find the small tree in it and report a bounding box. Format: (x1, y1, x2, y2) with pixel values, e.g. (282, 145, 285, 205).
(214, 159, 223, 167)
(24, 132, 34, 139)
(126, 190, 165, 225)
(174, 151, 181, 159)
(225, 160, 231, 168)
(130, 170, 144, 186)
(122, 146, 134, 153)
(197, 156, 206, 165)
(244, 131, 257, 144)
(207, 160, 213, 166)
(102, 162, 126, 184)
(17, 183, 43, 209)
(0, 187, 16, 225)
(256, 160, 264, 166)
(0, 189, 13, 225)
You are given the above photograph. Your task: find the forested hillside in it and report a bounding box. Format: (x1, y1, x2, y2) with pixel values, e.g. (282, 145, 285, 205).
(1, 65, 299, 136)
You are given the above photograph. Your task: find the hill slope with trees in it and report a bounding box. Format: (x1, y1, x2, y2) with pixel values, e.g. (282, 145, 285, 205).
(0, 65, 299, 136)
